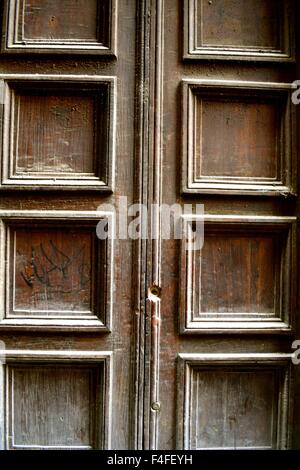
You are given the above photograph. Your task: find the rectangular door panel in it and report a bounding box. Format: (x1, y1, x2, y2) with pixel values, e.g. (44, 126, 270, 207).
(182, 80, 295, 195)
(177, 354, 292, 450)
(1, 350, 112, 449)
(180, 215, 296, 333)
(0, 211, 113, 331)
(184, 0, 294, 61)
(2, 0, 117, 55)
(1, 76, 116, 190)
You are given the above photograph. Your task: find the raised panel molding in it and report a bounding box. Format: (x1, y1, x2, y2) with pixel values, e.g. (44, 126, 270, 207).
(177, 353, 293, 450)
(0, 74, 116, 191)
(0, 350, 112, 450)
(180, 215, 296, 334)
(0, 210, 114, 331)
(182, 80, 295, 196)
(182, 79, 296, 196)
(2, 0, 117, 55)
(184, 0, 294, 61)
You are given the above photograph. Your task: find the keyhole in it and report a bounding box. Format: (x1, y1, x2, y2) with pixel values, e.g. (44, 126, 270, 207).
(148, 284, 161, 299)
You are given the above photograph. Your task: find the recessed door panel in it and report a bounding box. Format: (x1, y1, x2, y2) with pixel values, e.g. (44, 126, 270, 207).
(184, 0, 294, 61)
(2, 0, 117, 54)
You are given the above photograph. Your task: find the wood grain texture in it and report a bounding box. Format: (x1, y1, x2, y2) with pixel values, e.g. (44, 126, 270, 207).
(15, 93, 96, 175)
(13, 227, 94, 313)
(199, 233, 277, 313)
(2, 0, 116, 54)
(3, 350, 112, 450)
(0, 0, 137, 450)
(197, 97, 279, 179)
(9, 364, 102, 448)
(182, 80, 295, 195)
(199, 0, 281, 49)
(184, 0, 294, 61)
(190, 369, 277, 449)
(180, 215, 295, 333)
(177, 354, 293, 450)
(160, 0, 299, 449)
(0, 211, 114, 331)
(22, 0, 99, 42)
(0, 0, 298, 451)
(0, 75, 116, 190)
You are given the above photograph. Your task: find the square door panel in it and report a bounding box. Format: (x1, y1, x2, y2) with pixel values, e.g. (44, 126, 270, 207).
(190, 370, 277, 449)
(2, 0, 117, 55)
(184, 0, 294, 61)
(9, 365, 102, 448)
(199, 99, 278, 179)
(0, 76, 116, 190)
(180, 215, 296, 333)
(177, 354, 292, 449)
(0, 211, 113, 331)
(182, 81, 295, 195)
(16, 93, 96, 175)
(13, 227, 95, 313)
(2, 351, 112, 449)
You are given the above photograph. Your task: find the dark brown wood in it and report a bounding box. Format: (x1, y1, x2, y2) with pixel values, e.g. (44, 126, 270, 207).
(9, 364, 102, 449)
(198, 0, 281, 49)
(180, 215, 295, 334)
(198, 99, 278, 178)
(14, 226, 94, 312)
(1, 76, 116, 190)
(184, 0, 294, 61)
(4, 350, 112, 449)
(189, 369, 277, 449)
(0, 0, 299, 451)
(182, 80, 295, 195)
(0, 0, 138, 450)
(2, 0, 116, 55)
(22, 0, 99, 42)
(177, 354, 292, 449)
(16, 93, 96, 174)
(156, 0, 299, 450)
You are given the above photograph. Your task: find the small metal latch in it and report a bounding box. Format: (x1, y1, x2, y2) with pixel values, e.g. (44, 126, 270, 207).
(151, 402, 161, 412)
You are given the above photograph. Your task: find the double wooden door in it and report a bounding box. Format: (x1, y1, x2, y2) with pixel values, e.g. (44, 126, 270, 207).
(0, 0, 299, 450)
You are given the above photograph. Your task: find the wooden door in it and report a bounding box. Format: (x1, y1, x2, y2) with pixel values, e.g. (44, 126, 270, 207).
(0, 0, 299, 451)
(142, 0, 300, 450)
(0, 0, 141, 450)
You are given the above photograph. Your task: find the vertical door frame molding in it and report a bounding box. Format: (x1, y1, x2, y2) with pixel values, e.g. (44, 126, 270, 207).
(134, 0, 164, 449)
